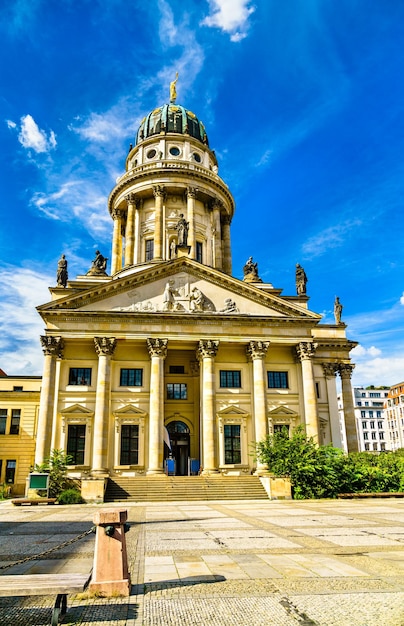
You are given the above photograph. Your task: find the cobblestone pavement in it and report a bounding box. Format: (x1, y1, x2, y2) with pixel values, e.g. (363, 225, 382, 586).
(0, 498, 404, 625)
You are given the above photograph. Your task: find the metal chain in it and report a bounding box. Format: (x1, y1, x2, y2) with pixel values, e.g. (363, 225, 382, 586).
(0, 526, 95, 571)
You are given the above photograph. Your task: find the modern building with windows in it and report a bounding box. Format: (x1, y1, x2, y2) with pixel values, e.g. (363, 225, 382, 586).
(337, 386, 389, 453)
(385, 381, 404, 451)
(4, 87, 358, 495)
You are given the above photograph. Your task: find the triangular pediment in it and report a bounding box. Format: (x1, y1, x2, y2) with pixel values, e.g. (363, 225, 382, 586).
(114, 404, 147, 417)
(38, 258, 321, 321)
(218, 405, 250, 416)
(268, 406, 298, 416)
(60, 404, 93, 416)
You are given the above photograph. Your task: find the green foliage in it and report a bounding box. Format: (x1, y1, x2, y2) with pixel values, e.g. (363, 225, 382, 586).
(57, 489, 85, 505)
(34, 449, 78, 498)
(255, 426, 404, 499)
(0, 484, 11, 500)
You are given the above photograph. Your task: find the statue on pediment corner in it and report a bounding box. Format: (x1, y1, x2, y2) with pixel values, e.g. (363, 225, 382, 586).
(295, 263, 307, 295)
(56, 254, 68, 287)
(87, 250, 108, 276)
(243, 256, 262, 283)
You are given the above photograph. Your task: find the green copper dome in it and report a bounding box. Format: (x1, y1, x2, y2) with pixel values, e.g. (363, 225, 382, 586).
(136, 103, 209, 147)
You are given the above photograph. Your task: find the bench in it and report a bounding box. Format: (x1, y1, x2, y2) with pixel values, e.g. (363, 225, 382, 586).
(0, 572, 91, 625)
(11, 498, 57, 506)
(338, 492, 404, 499)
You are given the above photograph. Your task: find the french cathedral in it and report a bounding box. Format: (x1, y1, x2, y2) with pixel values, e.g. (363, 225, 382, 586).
(23, 83, 358, 496)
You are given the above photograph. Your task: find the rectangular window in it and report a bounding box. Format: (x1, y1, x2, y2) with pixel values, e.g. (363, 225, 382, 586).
(10, 409, 20, 435)
(369, 392, 381, 398)
(365, 443, 370, 450)
(369, 411, 374, 418)
(371, 432, 377, 440)
(67, 424, 86, 465)
(145, 239, 154, 261)
(370, 420, 375, 429)
(379, 432, 384, 440)
(357, 401, 362, 406)
(196, 241, 203, 263)
(224, 424, 241, 464)
(120, 424, 139, 465)
(120, 368, 143, 386)
(268, 371, 289, 389)
(69, 368, 92, 386)
(13, 386, 23, 392)
(169, 365, 185, 374)
(362, 421, 367, 429)
(167, 383, 187, 399)
(220, 371, 241, 388)
(365, 402, 369, 406)
(361, 411, 366, 418)
(377, 421, 383, 429)
(376, 411, 382, 418)
(273, 424, 290, 435)
(363, 432, 368, 440)
(0, 409, 7, 435)
(315, 382, 320, 399)
(5, 460, 16, 484)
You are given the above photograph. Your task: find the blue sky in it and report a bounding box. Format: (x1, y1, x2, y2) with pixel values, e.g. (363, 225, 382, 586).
(1, 0, 403, 386)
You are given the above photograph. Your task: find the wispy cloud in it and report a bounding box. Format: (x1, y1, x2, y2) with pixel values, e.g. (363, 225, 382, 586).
(0, 266, 52, 375)
(16, 114, 56, 153)
(302, 219, 362, 259)
(201, 0, 255, 42)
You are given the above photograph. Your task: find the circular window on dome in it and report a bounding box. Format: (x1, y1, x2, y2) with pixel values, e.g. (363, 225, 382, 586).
(147, 148, 157, 159)
(169, 146, 181, 156)
(192, 152, 202, 163)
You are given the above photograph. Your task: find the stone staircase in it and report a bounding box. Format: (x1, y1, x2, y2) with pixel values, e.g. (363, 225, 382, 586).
(104, 475, 268, 502)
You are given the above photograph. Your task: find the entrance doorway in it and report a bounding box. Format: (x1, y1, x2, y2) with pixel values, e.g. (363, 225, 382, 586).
(166, 421, 190, 476)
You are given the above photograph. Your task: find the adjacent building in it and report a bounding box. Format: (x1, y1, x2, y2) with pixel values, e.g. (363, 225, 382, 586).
(338, 386, 389, 452)
(385, 382, 404, 451)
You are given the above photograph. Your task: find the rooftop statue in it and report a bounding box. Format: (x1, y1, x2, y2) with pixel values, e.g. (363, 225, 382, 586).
(170, 72, 178, 103)
(87, 250, 108, 276)
(334, 296, 343, 325)
(243, 256, 262, 283)
(56, 254, 68, 288)
(295, 263, 307, 295)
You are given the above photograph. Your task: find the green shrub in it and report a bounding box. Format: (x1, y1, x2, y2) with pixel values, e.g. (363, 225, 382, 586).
(57, 489, 85, 505)
(255, 426, 404, 499)
(33, 449, 78, 498)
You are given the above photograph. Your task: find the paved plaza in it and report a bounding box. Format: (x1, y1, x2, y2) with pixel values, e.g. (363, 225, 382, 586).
(0, 497, 403, 625)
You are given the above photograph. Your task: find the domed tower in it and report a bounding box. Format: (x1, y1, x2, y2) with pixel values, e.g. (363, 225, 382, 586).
(108, 82, 235, 276)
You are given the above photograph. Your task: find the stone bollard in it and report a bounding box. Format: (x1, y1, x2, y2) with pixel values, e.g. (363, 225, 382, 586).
(89, 508, 131, 596)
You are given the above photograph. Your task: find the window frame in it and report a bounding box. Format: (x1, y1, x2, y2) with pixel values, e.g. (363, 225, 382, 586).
(267, 371, 289, 389)
(66, 424, 86, 465)
(220, 370, 241, 388)
(166, 383, 188, 400)
(120, 368, 143, 387)
(145, 239, 154, 261)
(120, 424, 139, 465)
(68, 367, 92, 386)
(224, 424, 241, 464)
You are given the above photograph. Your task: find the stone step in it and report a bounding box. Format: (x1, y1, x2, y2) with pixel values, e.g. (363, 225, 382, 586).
(104, 476, 268, 502)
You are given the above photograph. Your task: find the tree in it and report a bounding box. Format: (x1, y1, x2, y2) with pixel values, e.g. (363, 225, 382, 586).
(34, 449, 77, 498)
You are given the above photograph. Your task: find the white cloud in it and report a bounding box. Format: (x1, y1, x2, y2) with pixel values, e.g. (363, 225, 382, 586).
(302, 219, 362, 258)
(400, 292, 404, 305)
(18, 114, 57, 153)
(351, 344, 381, 359)
(0, 266, 52, 375)
(201, 0, 255, 41)
(6, 119, 16, 129)
(71, 110, 129, 143)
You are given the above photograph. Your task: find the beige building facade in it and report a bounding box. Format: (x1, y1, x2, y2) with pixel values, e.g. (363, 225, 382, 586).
(29, 94, 358, 487)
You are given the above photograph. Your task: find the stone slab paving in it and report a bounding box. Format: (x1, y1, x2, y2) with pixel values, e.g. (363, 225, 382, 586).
(0, 498, 404, 625)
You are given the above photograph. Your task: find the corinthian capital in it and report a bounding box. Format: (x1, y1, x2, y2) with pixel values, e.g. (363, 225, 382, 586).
(295, 341, 317, 361)
(40, 336, 64, 358)
(186, 186, 198, 199)
(246, 340, 270, 360)
(94, 337, 117, 356)
(338, 363, 355, 379)
(125, 192, 137, 206)
(197, 339, 219, 360)
(322, 362, 338, 378)
(153, 185, 166, 198)
(146, 338, 168, 358)
(111, 208, 123, 220)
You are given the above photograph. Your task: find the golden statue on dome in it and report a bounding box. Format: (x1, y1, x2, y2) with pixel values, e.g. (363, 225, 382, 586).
(170, 72, 178, 103)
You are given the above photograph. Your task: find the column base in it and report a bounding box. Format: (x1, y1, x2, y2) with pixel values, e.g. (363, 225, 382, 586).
(201, 469, 220, 476)
(91, 469, 110, 478)
(146, 469, 165, 475)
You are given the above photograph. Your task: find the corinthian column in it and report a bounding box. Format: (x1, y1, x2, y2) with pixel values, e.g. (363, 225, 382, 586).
(222, 215, 232, 275)
(146, 338, 168, 474)
(92, 337, 117, 475)
(246, 341, 270, 474)
(295, 342, 319, 441)
(153, 186, 165, 260)
(133, 198, 142, 265)
(322, 363, 342, 448)
(35, 336, 64, 466)
(186, 186, 197, 258)
(211, 200, 222, 270)
(197, 339, 219, 474)
(124, 194, 136, 266)
(111, 209, 123, 275)
(339, 363, 358, 453)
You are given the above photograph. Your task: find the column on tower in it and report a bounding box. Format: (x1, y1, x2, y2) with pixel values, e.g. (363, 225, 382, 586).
(221, 215, 232, 275)
(338, 363, 358, 453)
(35, 336, 64, 466)
(124, 194, 136, 267)
(322, 363, 343, 448)
(295, 342, 320, 441)
(146, 338, 168, 474)
(111, 209, 123, 274)
(133, 198, 142, 265)
(91, 337, 117, 475)
(211, 200, 223, 270)
(153, 185, 165, 260)
(246, 341, 270, 474)
(186, 186, 197, 258)
(197, 339, 219, 474)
